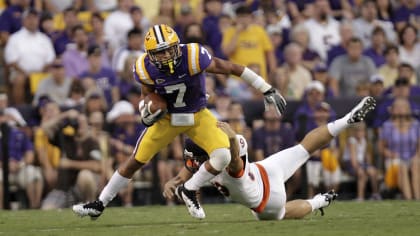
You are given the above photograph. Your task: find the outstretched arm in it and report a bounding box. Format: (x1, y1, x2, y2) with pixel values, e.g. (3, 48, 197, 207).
(163, 167, 193, 200)
(206, 57, 287, 116)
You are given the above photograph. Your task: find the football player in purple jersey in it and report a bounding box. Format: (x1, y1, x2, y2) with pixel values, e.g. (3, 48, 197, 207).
(73, 24, 286, 220)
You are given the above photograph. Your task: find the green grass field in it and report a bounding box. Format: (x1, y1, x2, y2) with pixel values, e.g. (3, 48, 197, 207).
(1, 201, 419, 236)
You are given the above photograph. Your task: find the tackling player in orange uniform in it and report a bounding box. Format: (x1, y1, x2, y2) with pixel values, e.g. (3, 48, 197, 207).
(73, 24, 286, 220)
(164, 97, 376, 220)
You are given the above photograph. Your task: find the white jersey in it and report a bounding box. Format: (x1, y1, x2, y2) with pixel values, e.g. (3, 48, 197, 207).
(211, 136, 310, 220)
(211, 135, 264, 209)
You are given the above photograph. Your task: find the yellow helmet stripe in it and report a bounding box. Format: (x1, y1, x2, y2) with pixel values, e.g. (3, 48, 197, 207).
(153, 25, 164, 44)
(136, 54, 154, 85)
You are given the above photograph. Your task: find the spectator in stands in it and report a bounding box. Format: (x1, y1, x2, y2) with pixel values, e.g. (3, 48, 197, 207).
(343, 122, 380, 201)
(62, 25, 90, 79)
(118, 54, 139, 97)
(369, 74, 385, 98)
(183, 22, 206, 45)
(129, 5, 150, 34)
(173, 5, 197, 44)
(63, 79, 86, 109)
(39, 12, 56, 38)
(286, 0, 314, 24)
(398, 63, 418, 86)
(393, 0, 420, 32)
(294, 81, 336, 141)
(398, 24, 420, 69)
(4, 9, 55, 105)
(326, 21, 354, 67)
(312, 63, 336, 98)
(290, 23, 321, 71)
(376, 0, 394, 22)
(0, 93, 27, 128)
(79, 45, 119, 107)
(222, 5, 276, 81)
(378, 44, 401, 88)
(252, 105, 295, 161)
(329, 37, 376, 97)
(352, 0, 396, 48)
(0, 108, 43, 209)
(202, 0, 226, 59)
(363, 26, 387, 68)
(34, 101, 61, 191)
(86, 0, 117, 12)
(104, 0, 135, 52)
(33, 58, 73, 106)
(43, 0, 82, 14)
(303, 0, 340, 61)
(276, 42, 312, 100)
(0, 0, 29, 46)
(41, 110, 102, 209)
(53, 7, 80, 55)
(88, 12, 108, 57)
(152, 0, 176, 26)
(266, 25, 284, 66)
(373, 77, 420, 128)
(378, 97, 420, 200)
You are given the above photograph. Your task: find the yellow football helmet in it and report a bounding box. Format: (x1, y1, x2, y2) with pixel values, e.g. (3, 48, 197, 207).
(144, 24, 181, 74)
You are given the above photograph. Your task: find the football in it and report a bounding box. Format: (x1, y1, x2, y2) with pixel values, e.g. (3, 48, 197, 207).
(144, 93, 167, 113)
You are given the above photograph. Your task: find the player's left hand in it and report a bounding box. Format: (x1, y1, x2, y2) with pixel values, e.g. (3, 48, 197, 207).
(263, 87, 287, 116)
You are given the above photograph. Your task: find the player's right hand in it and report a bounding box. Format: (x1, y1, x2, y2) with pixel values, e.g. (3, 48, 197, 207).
(139, 100, 166, 127)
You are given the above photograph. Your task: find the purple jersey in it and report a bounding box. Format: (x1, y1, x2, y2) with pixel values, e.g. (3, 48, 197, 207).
(133, 43, 212, 113)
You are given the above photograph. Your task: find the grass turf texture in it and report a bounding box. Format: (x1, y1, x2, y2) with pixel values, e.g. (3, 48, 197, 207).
(0, 201, 419, 236)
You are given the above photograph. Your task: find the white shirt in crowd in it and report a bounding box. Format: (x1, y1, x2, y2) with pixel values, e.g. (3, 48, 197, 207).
(4, 28, 55, 74)
(104, 10, 134, 52)
(304, 17, 341, 61)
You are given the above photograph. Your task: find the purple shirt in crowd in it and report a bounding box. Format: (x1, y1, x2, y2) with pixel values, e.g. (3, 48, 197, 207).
(0, 5, 23, 34)
(53, 31, 72, 55)
(202, 15, 226, 59)
(0, 127, 33, 162)
(326, 44, 346, 66)
(293, 102, 337, 141)
(363, 48, 386, 67)
(379, 119, 420, 162)
(79, 67, 118, 106)
(252, 122, 296, 157)
(372, 97, 420, 128)
(133, 43, 212, 113)
(393, 4, 420, 24)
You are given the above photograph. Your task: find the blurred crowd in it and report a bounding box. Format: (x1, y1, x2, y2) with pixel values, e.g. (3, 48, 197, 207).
(0, 0, 420, 210)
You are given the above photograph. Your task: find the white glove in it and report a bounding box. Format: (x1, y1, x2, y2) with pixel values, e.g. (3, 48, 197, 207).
(263, 87, 287, 116)
(139, 100, 166, 127)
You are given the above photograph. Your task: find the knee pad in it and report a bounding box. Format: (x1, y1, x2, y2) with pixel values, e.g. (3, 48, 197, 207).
(209, 148, 231, 171)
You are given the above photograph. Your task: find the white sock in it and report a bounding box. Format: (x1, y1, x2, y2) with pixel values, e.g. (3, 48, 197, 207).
(306, 194, 329, 211)
(184, 164, 216, 191)
(327, 113, 351, 137)
(99, 171, 130, 206)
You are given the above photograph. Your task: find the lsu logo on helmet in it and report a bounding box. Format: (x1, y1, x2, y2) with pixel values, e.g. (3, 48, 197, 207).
(144, 24, 182, 74)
